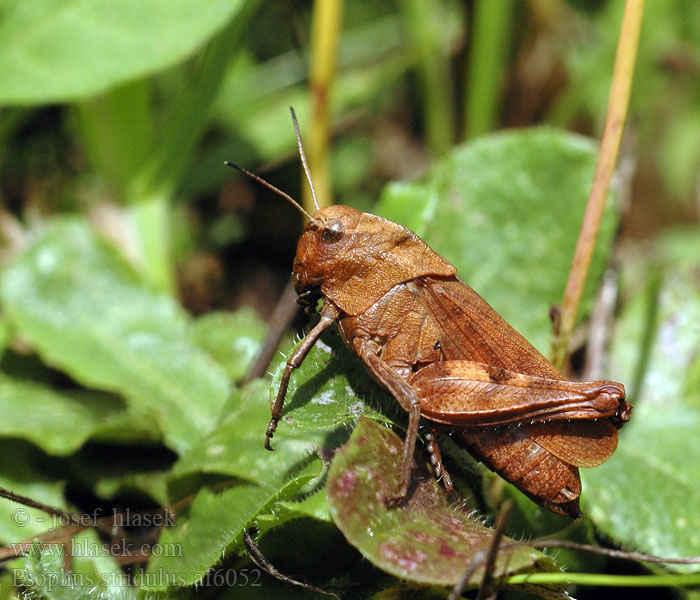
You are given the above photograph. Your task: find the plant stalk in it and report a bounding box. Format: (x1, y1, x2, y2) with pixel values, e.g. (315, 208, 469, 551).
(503, 571, 700, 588)
(304, 0, 344, 214)
(125, 6, 254, 293)
(464, 0, 515, 140)
(550, 0, 645, 370)
(403, 0, 455, 156)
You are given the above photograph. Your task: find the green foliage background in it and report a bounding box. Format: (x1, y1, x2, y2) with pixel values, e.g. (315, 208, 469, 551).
(0, 1, 699, 598)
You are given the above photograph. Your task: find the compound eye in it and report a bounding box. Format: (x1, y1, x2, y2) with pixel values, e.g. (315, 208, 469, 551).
(320, 219, 345, 244)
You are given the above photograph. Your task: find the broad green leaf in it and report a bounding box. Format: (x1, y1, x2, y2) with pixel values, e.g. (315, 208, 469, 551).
(168, 347, 382, 572)
(190, 308, 265, 382)
(145, 460, 322, 590)
(327, 418, 564, 595)
(173, 327, 390, 487)
(376, 128, 618, 354)
(173, 377, 347, 485)
(582, 262, 700, 567)
(267, 328, 390, 434)
(0, 442, 65, 543)
(0, 0, 246, 104)
(582, 402, 700, 568)
(0, 375, 128, 455)
(0, 219, 229, 454)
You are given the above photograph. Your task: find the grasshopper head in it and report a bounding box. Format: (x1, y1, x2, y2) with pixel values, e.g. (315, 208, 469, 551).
(292, 204, 456, 316)
(292, 205, 362, 305)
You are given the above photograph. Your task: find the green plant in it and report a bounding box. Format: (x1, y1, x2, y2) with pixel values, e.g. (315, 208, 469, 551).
(1, 1, 699, 598)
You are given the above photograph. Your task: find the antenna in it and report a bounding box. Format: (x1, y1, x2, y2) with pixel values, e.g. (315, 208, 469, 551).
(289, 107, 320, 212)
(224, 161, 313, 222)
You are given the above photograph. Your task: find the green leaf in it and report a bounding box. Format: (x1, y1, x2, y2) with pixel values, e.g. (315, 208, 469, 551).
(583, 402, 700, 568)
(15, 540, 137, 600)
(69, 529, 126, 598)
(0, 375, 128, 455)
(267, 328, 391, 434)
(190, 308, 266, 382)
(173, 378, 340, 485)
(277, 487, 332, 525)
(0, 219, 230, 454)
(376, 128, 618, 354)
(327, 418, 564, 594)
(0, 0, 246, 105)
(582, 262, 700, 567)
(172, 328, 389, 488)
(145, 460, 322, 590)
(144, 484, 268, 590)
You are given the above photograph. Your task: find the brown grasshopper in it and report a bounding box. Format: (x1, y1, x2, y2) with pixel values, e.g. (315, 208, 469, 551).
(227, 109, 631, 517)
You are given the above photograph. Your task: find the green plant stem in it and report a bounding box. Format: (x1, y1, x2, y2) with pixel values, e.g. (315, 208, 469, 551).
(304, 0, 344, 214)
(403, 0, 455, 156)
(503, 571, 700, 587)
(464, 0, 514, 140)
(550, 0, 645, 370)
(125, 4, 254, 293)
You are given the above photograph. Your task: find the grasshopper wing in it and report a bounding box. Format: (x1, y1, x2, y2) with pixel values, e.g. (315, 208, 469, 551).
(411, 360, 627, 427)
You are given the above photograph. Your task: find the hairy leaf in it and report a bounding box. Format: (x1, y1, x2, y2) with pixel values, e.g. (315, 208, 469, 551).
(14, 540, 136, 600)
(173, 376, 349, 485)
(327, 418, 564, 595)
(145, 460, 322, 590)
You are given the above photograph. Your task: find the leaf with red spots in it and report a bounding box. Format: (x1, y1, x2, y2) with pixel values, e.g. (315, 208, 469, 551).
(327, 418, 566, 595)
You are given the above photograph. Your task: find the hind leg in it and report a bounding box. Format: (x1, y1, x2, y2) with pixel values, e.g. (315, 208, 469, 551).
(423, 427, 453, 493)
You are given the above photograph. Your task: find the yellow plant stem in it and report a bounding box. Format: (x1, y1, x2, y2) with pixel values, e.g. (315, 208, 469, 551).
(551, 0, 645, 370)
(305, 0, 344, 214)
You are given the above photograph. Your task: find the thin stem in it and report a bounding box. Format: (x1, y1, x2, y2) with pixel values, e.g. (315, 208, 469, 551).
(304, 0, 344, 214)
(503, 572, 700, 588)
(464, 0, 515, 140)
(550, 0, 645, 370)
(244, 280, 300, 383)
(126, 6, 254, 293)
(528, 539, 700, 565)
(449, 501, 514, 600)
(476, 500, 513, 600)
(0, 486, 66, 518)
(403, 0, 455, 156)
(244, 530, 340, 599)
